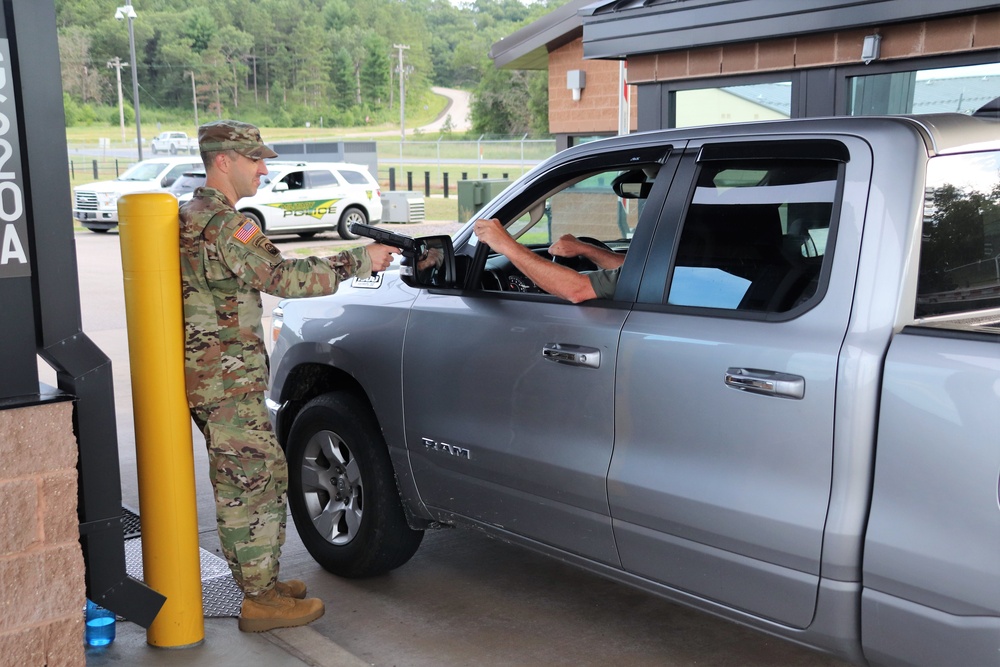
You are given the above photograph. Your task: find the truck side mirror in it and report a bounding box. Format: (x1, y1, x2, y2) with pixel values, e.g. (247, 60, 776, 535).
(400, 235, 456, 289)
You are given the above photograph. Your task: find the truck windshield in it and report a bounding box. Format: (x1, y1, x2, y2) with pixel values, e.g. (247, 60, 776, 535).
(917, 150, 1000, 318)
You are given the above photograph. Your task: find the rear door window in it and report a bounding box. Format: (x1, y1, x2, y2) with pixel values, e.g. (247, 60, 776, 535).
(304, 170, 337, 188)
(337, 169, 373, 186)
(667, 145, 844, 315)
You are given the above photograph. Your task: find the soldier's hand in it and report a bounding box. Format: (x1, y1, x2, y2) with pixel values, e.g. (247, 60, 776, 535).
(366, 243, 399, 273)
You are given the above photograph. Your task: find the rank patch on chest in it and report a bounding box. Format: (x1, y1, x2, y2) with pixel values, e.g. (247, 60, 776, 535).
(234, 220, 260, 244)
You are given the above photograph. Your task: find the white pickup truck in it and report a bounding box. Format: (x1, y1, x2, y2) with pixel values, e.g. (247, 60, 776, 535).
(149, 131, 198, 155)
(72, 156, 202, 231)
(267, 111, 1000, 666)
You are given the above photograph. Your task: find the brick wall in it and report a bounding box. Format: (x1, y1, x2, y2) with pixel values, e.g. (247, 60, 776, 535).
(547, 11, 999, 136)
(0, 401, 85, 667)
(548, 38, 638, 134)
(627, 10, 1000, 84)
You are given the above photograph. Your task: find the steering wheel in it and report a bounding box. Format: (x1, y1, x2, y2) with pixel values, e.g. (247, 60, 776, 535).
(552, 236, 615, 271)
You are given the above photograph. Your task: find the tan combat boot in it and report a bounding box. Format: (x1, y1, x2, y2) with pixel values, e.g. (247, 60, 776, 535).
(238, 588, 325, 632)
(274, 579, 307, 599)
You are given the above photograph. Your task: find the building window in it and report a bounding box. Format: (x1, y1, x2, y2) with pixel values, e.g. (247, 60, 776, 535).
(848, 62, 1000, 116)
(675, 82, 791, 128)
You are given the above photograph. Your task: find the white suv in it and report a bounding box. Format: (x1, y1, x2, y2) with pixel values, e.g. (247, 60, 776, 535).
(74, 156, 203, 232)
(237, 162, 382, 239)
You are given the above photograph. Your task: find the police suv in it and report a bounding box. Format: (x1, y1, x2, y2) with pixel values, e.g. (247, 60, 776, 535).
(236, 161, 382, 239)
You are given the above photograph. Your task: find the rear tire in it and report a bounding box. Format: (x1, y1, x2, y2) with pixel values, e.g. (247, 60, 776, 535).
(286, 391, 423, 577)
(337, 207, 367, 240)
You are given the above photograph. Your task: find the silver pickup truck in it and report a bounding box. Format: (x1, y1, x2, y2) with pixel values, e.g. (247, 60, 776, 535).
(267, 112, 1000, 666)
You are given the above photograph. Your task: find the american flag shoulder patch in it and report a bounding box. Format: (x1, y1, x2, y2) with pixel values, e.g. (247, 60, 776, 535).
(234, 219, 260, 244)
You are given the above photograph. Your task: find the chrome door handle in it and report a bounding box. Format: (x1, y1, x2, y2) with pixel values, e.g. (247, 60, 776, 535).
(542, 343, 600, 369)
(724, 367, 805, 399)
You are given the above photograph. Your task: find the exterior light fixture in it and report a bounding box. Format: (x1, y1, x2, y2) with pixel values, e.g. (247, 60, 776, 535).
(567, 69, 586, 101)
(862, 34, 881, 64)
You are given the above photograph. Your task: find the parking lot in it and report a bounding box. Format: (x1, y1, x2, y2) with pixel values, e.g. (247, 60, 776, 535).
(66, 226, 850, 667)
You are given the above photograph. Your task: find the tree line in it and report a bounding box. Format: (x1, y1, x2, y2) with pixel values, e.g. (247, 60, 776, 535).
(55, 0, 568, 136)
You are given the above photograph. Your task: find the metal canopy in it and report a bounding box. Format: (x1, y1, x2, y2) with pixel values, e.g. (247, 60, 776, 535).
(581, 0, 1000, 60)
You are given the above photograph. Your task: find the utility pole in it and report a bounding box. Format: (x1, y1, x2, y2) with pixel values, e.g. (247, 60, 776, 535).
(186, 71, 198, 127)
(107, 57, 127, 144)
(394, 44, 409, 143)
(248, 53, 259, 104)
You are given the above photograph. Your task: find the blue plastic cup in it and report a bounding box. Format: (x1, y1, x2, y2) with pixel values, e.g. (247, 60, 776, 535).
(84, 599, 116, 647)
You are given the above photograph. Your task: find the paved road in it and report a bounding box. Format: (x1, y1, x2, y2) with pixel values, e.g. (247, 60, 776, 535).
(423, 86, 472, 132)
(62, 228, 852, 667)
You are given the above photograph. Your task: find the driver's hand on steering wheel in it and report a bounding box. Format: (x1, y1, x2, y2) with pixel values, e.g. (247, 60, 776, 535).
(548, 234, 587, 259)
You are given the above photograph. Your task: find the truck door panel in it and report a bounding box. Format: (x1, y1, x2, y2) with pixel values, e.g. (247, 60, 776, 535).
(401, 147, 673, 565)
(609, 138, 868, 627)
(403, 296, 627, 565)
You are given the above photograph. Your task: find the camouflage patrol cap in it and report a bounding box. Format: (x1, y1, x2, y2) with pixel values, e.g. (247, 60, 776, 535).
(198, 120, 278, 159)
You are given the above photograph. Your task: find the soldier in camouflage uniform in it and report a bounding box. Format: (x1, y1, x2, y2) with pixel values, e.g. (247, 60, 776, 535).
(179, 119, 397, 633)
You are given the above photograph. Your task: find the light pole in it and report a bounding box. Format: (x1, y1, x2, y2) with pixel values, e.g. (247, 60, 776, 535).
(115, 1, 143, 160)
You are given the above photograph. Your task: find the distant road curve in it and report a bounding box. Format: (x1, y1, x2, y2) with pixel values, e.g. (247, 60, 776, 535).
(420, 87, 472, 133)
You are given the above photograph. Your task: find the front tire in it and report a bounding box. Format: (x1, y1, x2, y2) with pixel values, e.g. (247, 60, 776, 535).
(337, 206, 367, 240)
(286, 392, 423, 578)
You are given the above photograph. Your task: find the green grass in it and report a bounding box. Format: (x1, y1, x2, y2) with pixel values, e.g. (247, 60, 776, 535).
(66, 90, 451, 146)
(424, 196, 458, 222)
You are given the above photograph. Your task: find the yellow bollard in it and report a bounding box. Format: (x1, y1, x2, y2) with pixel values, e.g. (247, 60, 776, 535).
(118, 193, 205, 648)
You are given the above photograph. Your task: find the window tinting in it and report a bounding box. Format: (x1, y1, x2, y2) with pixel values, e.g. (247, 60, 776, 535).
(668, 155, 840, 313)
(337, 169, 372, 186)
(305, 170, 337, 188)
(916, 151, 1000, 318)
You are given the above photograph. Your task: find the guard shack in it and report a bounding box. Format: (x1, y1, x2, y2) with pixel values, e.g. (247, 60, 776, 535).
(0, 1, 163, 663)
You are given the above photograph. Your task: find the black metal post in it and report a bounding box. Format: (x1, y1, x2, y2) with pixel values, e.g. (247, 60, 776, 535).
(424, 171, 430, 197)
(443, 172, 449, 199)
(389, 167, 395, 191)
(8, 0, 165, 628)
(407, 171, 412, 191)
